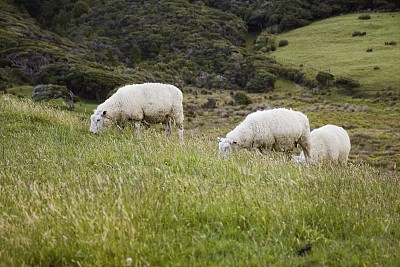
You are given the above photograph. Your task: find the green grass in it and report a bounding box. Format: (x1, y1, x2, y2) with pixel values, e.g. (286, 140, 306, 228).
(1, 95, 400, 266)
(272, 12, 400, 96)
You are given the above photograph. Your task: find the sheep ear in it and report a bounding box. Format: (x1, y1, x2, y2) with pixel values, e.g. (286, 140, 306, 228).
(217, 137, 222, 142)
(102, 111, 107, 116)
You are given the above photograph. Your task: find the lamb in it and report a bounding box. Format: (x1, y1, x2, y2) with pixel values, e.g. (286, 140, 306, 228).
(294, 124, 351, 165)
(218, 108, 311, 158)
(90, 83, 184, 143)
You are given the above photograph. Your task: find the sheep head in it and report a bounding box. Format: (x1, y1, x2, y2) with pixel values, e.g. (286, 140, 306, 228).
(217, 137, 238, 157)
(90, 110, 112, 133)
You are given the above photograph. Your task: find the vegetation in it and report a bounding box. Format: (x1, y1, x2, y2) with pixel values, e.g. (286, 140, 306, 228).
(1, 2, 400, 264)
(1, 95, 399, 266)
(2, 0, 399, 100)
(272, 12, 400, 97)
(31, 84, 75, 110)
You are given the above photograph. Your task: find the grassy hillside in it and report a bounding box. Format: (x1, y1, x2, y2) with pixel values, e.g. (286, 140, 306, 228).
(1, 95, 400, 266)
(272, 12, 400, 97)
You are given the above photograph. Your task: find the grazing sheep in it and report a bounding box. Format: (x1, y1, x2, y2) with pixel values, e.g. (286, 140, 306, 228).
(218, 108, 311, 158)
(90, 83, 184, 143)
(295, 124, 351, 165)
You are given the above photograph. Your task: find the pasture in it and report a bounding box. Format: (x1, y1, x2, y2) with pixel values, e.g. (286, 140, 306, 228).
(272, 12, 400, 97)
(1, 95, 399, 266)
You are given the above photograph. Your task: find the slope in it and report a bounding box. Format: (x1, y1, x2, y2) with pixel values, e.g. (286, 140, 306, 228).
(1, 94, 400, 266)
(272, 12, 400, 97)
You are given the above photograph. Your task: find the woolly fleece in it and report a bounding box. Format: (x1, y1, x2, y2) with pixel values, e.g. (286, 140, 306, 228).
(219, 108, 311, 157)
(90, 83, 184, 142)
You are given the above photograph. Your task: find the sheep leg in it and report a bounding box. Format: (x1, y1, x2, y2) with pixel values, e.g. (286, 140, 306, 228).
(164, 121, 171, 141)
(134, 121, 141, 137)
(177, 123, 184, 144)
(116, 120, 124, 134)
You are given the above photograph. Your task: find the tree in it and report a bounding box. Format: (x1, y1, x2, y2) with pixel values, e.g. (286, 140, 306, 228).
(129, 44, 142, 68)
(73, 0, 90, 18)
(316, 71, 334, 87)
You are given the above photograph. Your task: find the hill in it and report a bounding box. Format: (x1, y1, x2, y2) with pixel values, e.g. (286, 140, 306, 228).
(1, 94, 399, 266)
(2, 0, 400, 100)
(272, 12, 400, 98)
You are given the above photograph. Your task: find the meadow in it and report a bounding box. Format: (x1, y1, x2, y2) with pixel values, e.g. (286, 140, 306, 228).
(1, 94, 400, 266)
(272, 12, 400, 97)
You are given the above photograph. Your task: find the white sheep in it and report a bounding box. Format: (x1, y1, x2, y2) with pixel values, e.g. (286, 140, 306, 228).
(218, 108, 311, 158)
(295, 124, 351, 165)
(90, 83, 184, 143)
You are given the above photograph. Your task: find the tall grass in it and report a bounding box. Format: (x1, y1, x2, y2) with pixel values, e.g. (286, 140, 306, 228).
(1, 95, 399, 266)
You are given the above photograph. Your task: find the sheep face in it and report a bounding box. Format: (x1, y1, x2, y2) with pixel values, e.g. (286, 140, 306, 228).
(218, 137, 237, 157)
(90, 110, 111, 133)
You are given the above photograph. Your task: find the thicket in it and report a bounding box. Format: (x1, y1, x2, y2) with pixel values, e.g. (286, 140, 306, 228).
(233, 91, 252, 105)
(31, 84, 75, 110)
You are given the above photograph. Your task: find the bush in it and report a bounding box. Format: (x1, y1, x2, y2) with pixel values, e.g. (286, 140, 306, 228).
(385, 41, 397, 46)
(32, 84, 75, 110)
(352, 31, 366, 37)
(278, 40, 289, 47)
(233, 92, 252, 105)
(245, 70, 277, 93)
(0, 58, 13, 68)
(277, 66, 316, 88)
(335, 77, 360, 89)
(358, 14, 371, 20)
(202, 98, 217, 109)
(316, 71, 334, 87)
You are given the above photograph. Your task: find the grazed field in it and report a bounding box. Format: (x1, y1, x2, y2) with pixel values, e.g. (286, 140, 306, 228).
(272, 12, 400, 97)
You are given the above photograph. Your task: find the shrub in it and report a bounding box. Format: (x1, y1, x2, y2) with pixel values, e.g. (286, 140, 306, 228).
(245, 70, 277, 93)
(233, 92, 252, 105)
(32, 84, 75, 110)
(335, 77, 360, 89)
(201, 98, 217, 109)
(352, 31, 366, 37)
(385, 41, 397, 46)
(278, 40, 289, 47)
(358, 14, 371, 20)
(0, 58, 13, 68)
(316, 71, 334, 87)
(277, 66, 315, 87)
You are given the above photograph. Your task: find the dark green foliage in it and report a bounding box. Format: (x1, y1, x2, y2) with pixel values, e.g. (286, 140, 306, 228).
(316, 71, 334, 87)
(245, 70, 277, 93)
(242, 53, 278, 93)
(279, 40, 289, 47)
(254, 31, 277, 52)
(73, 0, 90, 18)
(385, 41, 397, 46)
(72, 0, 247, 70)
(335, 77, 361, 89)
(0, 58, 13, 68)
(202, 98, 217, 109)
(233, 91, 252, 105)
(61, 65, 130, 100)
(32, 84, 75, 110)
(129, 44, 142, 68)
(4, 0, 400, 100)
(358, 14, 371, 20)
(277, 66, 316, 88)
(352, 31, 367, 37)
